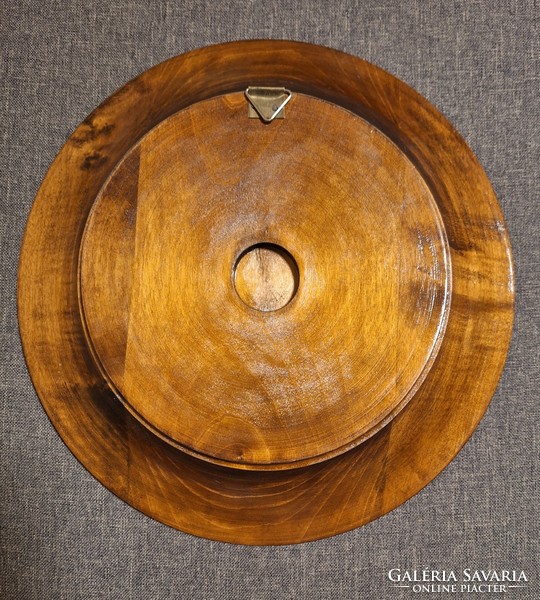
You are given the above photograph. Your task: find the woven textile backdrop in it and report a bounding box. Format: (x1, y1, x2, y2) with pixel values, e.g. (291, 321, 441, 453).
(1, 1, 539, 599)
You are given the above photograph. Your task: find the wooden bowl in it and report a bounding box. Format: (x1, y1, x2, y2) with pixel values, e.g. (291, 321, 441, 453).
(18, 40, 514, 544)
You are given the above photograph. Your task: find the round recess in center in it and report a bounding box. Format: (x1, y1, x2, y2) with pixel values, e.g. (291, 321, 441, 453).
(233, 243, 300, 312)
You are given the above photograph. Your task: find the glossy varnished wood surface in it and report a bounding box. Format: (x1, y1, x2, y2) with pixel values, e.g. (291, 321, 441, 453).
(233, 243, 300, 312)
(79, 93, 450, 470)
(18, 41, 514, 544)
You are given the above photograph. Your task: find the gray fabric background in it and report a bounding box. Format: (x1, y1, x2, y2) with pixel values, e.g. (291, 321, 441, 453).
(1, 1, 538, 599)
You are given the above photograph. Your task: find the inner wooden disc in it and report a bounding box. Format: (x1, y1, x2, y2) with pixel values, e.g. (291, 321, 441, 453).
(79, 92, 450, 469)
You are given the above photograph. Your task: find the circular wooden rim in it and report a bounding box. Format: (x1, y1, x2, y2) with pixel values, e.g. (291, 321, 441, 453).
(18, 40, 514, 544)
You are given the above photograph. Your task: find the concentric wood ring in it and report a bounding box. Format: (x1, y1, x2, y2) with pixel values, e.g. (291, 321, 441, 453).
(18, 40, 514, 544)
(79, 93, 450, 470)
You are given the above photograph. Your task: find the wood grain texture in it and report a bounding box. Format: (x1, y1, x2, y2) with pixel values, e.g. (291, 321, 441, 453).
(234, 243, 299, 312)
(79, 93, 450, 469)
(18, 41, 514, 544)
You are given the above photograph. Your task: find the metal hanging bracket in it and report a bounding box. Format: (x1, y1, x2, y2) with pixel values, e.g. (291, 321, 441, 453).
(245, 87, 292, 122)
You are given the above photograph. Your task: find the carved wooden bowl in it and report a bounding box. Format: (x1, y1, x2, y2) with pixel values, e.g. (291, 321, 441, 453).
(18, 40, 514, 544)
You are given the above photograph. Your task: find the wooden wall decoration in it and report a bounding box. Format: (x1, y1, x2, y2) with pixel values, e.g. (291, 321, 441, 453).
(18, 41, 514, 544)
